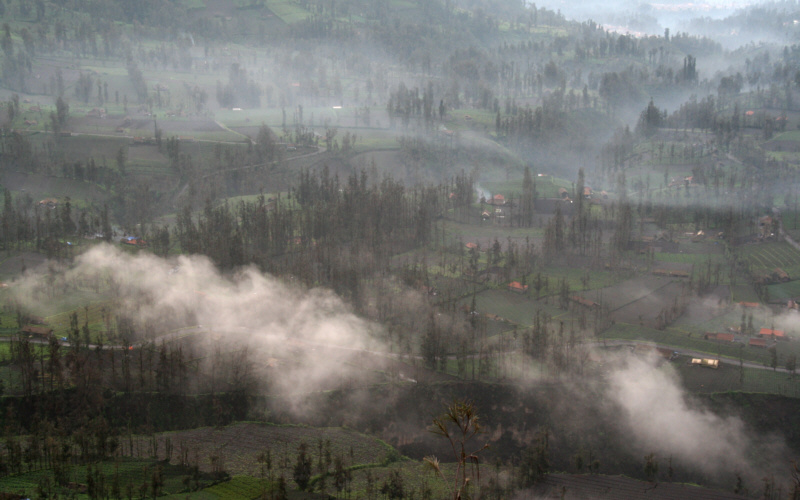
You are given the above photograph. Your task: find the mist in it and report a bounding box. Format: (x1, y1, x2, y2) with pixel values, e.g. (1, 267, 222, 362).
(530, 0, 764, 38)
(603, 353, 778, 478)
(11, 244, 388, 410)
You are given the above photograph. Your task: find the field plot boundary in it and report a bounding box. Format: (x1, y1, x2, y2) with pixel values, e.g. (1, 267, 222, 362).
(264, 0, 311, 23)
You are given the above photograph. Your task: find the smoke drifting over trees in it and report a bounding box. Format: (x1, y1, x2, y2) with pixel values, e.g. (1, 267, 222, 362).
(2, 0, 800, 496)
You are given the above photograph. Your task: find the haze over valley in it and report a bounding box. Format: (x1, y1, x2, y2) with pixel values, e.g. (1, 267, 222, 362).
(0, 0, 799, 498)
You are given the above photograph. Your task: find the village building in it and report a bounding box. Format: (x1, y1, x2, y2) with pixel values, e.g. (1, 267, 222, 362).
(758, 328, 786, 340)
(758, 215, 774, 239)
(507, 281, 528, 293)
(121, 236, 147, 247)
(749, 338, 768, 348)
(570, 295, 599, 309)
(37, 198, 58, 209)
(20, 325, 53, 340)
(774, 268, 790, 282)
(704, 332, 735, 342)
(489, 194, 505, 206)
(86, 107, 106, 118)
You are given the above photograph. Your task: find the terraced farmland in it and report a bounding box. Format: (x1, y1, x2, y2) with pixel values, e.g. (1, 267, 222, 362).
(740, 242, 800, 278)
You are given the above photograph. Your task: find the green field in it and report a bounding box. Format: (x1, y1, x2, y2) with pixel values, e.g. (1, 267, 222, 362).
(264, 0, 311, 23)
(601, 322, 773, 365)
(197, 476, 264, 499)
(730, 283, 761, 303)
(0, 458, 217, 498)
(0, 422, 408, 498)
(461, 289, 564, 327)
(676, 360, 800, 396)
(154, 422, 398, 480)
(739, 242, 800, 278)
(444, 220, 544, 243)
(482, 174, 571, 200)
(766, 280, 800, 301)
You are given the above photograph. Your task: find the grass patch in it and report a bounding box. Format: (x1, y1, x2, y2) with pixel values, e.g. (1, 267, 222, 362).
(601, 322, 772, 365)
(264, 0, 311, 24)
(459, 289, 563, 326)
(766, 280, 800, 301)
(676, 360, 800, 396)
(482, 174, 571, 200)
(0, 458, 213, 498)
(444, 219, 544, 243)
(201, 476, 264, 499)
(731, 283, 760, 303)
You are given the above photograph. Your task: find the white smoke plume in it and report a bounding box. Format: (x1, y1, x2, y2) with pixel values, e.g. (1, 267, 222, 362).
(11, 244, 387, 410)
(603, 353, 784, 479)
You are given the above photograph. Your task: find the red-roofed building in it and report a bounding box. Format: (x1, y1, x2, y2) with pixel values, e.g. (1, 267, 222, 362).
(704, 332, 735, 342)
(571, 296, 599, 309)
(739, 301, 760, 308)
(490, 194, 506, 206)
(759, 328, 786, 340)
(508, 281, 528, 293)
(749, 338, 767, 348)
(465, 242, 478, 250)
(121, 236, 147, 247)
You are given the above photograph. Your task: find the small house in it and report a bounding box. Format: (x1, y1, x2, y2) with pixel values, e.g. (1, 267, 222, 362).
(20, 325, 53, 340)
(570, 295, 599, 309)
(490, 194, 506, 206)
(121, 236, 147, 247)
(86, 107, 106, 118)
(704, 332, 735, 342)
(749, 338, 767, 348)
(758, 328, 786, 340)
(508, 281, 528, 293)
(774, 268, 790, 282)
(38, 198, 58, 209)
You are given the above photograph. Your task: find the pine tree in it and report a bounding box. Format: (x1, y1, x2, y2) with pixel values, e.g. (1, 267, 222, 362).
(292, 442, 312, 491)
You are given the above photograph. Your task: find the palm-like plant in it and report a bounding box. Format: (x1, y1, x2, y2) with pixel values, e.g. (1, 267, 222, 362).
(424, 400, 488, 500)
